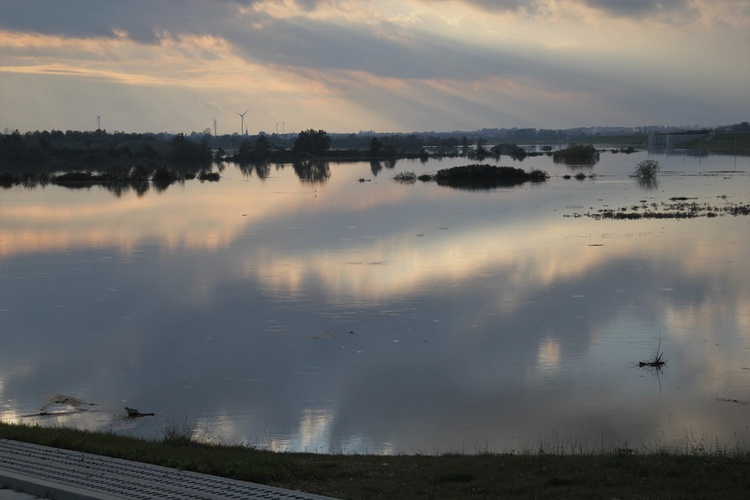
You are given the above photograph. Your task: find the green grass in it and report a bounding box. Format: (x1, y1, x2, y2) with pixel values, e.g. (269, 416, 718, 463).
(565, 134, 648, 146)
(682, 131, 750, 155)
(1, 422, 749, 499)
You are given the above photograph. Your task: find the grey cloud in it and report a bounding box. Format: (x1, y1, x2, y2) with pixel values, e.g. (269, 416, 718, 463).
(0, 0, 709, 105)
(456, 0, 702, 22)
(580, 0, 694, 18)
(0, 0, 586, 84)
(445, 0, 541, 14)
(0, 0, 255, 43)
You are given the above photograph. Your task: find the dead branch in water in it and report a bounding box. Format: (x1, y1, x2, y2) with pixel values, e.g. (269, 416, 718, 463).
(638, 333, 667, 369)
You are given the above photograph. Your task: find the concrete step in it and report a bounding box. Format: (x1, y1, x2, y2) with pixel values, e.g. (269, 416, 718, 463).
(0, 439, 335, 500)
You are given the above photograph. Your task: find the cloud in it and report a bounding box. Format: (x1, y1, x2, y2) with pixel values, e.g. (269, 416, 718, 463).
(579, 0, 700, 22)
(0, 0, 747, 132)
(581, 0, 690, 16)
(0, 0, 253, 43)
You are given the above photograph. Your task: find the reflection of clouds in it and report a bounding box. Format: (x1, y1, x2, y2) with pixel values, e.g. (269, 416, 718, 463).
(0, 175, 297, 257)
(0, 163, 423, 258)
(537, 335, 561, 374)
(243, 221, 654, 307)
(267, 407, 334, 453)
(3, 162, 750, 454)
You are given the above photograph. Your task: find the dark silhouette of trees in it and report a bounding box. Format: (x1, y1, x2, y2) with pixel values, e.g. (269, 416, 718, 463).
(236, 138, 254, 161)
(233, 135, 272, 163)
(293, 129, 331, 157)
(168, 133, 212, 164)
(369, 137, 383, 157)
(552, 144, 600, 165)
(254, 135, 271, 159)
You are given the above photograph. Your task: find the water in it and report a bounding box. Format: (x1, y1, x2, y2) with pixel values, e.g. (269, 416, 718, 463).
(1, 150, 749, 454)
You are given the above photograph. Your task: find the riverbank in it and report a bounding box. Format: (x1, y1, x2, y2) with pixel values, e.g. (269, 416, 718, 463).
(1, 422, 747, 499)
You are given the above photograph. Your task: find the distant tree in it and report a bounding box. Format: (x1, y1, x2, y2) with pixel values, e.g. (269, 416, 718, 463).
(293, 129, 331, 157)
(634, 159, 660, 179)
(0, 130, 25, 161)
(137, 143, 159, 160)
(254, 135, 271, 159)
(383, 144, 397, 158)
(461, 135, 470, 155)
(213, 147, 226, 162)
(168, 133, 212, 164)
(552, 144, 599, 165)
(237, 138, 254, 161)
(369, 137, 383, 156)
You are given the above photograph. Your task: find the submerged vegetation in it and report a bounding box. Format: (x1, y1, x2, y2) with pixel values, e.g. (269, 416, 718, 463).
(1, 422, 748, 499)
(567, 196, 750, 220)
(393, 171, 418, 184)
(552, 144, 600, 165)
(409, 164, 549, 189)
(633, 159, 661, 179)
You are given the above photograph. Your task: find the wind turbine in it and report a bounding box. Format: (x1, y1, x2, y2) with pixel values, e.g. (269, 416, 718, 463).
(212, 117, 217, 136)
(236, 109, 249, 136)
(94, 113, 102, 131)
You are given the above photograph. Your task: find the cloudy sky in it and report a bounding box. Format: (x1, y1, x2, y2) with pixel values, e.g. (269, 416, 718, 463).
(1, 0, 748, 134)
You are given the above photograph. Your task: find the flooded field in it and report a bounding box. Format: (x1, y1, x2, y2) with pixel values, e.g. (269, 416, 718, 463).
(1, 149, 748, 454)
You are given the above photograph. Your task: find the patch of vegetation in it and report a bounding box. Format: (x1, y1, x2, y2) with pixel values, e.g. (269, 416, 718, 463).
(565, 134, 648, 147)
(634, 159, 661, 179)
(682, 131, 750, 155)
(393, 171, 417, 184)
(198, 171, 220, 182)
(490, 143, 527, 160)
(567, 196, 750, 220)
(432, 164, 549, 189)
(1, 422, 749, 500)
(552, 144, 600, 165)
(161, 417, 198, 447)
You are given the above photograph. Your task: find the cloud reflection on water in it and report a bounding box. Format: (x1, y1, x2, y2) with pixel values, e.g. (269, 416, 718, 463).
(1, 155, 749, 453)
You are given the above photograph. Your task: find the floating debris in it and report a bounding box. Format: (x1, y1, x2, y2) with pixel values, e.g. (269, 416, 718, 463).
(715, 398, 749, 405)
(125, 407, 155, 418)
(21, 394, 97, 418)
(637, 335, 667, 372)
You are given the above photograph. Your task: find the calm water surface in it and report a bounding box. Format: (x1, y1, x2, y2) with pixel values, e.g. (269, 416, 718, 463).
(1, 150, 749, 454)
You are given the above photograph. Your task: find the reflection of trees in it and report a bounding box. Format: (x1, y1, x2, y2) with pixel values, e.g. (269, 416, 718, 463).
(237, 161, 271, 180)
(566, 164, 595, 173)
(367, 158, 397, 176)
(637, 177, 659, 190)
(293, 160, 330, 184)
(370, 160, 383, 176)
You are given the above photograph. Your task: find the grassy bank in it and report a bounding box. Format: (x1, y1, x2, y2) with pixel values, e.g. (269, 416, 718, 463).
(566, 134, 648, 147)
(1, 423, 748, 499)
(682, 131, 750, 155)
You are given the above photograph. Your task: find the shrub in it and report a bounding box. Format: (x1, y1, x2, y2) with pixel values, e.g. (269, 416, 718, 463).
(552, 144, 599, 164)
(393, 171, 417, 183)
(634, 160, 660, 179)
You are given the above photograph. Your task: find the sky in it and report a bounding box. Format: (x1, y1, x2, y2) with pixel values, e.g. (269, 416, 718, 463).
(0, 0, 748, 134)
